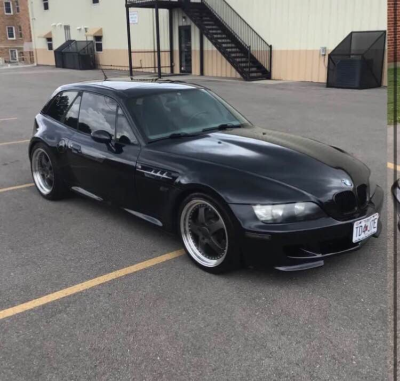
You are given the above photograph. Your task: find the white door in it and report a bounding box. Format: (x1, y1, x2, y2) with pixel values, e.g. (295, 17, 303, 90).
(9, 49, 18, 62)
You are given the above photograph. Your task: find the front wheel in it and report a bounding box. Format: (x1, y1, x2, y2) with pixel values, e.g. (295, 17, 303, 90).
(179, 193, 241, 273)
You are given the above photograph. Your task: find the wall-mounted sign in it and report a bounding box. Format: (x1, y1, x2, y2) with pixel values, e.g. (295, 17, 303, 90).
(129, 10, 139, 24)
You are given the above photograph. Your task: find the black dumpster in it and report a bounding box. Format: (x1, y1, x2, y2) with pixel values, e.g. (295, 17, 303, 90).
(54, 40, 96, 70)
(327, 31, 386, 89)
(54, 40, 74, 68)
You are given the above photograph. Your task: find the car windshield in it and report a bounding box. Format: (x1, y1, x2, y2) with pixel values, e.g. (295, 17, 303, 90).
(125, 88, 251, 142)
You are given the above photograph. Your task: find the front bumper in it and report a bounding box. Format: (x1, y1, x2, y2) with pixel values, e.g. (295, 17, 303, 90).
(229, 185, 384, 271)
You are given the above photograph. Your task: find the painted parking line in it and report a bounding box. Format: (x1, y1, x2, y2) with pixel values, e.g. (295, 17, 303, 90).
(0, 139, 30, 147)
(0, 183, 34, 193)
(0, 118, 17, 122)
(0, 249, 185, 321)
(388, 162, 400, 172)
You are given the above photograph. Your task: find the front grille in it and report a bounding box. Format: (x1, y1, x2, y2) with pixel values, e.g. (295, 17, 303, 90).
(357, 184, 368, 208)
(334, 191, 357, 214)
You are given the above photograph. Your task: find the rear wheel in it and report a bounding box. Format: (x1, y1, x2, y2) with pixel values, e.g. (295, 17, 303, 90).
(179, 193, 240, 273)
(31, 143, 67, 200)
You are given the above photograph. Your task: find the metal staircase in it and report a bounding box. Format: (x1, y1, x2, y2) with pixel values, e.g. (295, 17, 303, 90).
(127, 0, 272, 81)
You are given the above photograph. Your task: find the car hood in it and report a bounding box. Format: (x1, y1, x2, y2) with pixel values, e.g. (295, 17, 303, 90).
(152, 126, 370, 201)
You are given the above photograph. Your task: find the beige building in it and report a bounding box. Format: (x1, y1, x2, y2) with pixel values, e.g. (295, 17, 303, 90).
(29, 0, 387, 84)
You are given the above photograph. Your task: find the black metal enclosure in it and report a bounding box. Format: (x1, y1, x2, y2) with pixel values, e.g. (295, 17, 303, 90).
(327, 31, 386, 89)
(54, 40, 74, 68)
(54, 40, 96, 70)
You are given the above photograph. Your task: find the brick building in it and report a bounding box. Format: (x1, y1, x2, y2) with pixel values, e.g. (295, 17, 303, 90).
(388, 0, 400, 64)
(0, 0, 33, 65)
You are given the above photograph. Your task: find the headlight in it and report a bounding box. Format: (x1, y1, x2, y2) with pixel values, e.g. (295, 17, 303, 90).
(252, 202, 326, 224)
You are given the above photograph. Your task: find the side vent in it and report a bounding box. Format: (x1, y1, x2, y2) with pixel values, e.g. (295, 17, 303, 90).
(137, 164, 177, 182)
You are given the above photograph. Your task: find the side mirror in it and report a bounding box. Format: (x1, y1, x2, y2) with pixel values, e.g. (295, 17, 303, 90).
(91, 130, 112, 144)
(392, 179, 400, 230)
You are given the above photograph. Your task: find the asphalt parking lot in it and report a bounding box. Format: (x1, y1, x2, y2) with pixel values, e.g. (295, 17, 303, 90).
(0, 66, 388, 380)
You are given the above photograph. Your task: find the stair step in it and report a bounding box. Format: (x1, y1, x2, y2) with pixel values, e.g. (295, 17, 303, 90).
(235, 64, 264, 71)
(191, 17, 213, 22)
(184, 7, 270, 82)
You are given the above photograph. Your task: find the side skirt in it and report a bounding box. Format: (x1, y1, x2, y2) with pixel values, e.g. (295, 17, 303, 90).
(124, 209, 163, 227)
(71, 186, 103, 202)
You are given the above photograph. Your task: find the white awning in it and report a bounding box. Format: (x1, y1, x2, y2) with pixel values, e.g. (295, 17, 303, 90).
(38, 31, 52, 39)
(85, 27, 103, 37)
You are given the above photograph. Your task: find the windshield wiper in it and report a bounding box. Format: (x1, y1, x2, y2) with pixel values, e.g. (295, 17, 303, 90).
(168, 132, 199, 139)
(149, 132, 199, 143)
(202, 123, 242, 133)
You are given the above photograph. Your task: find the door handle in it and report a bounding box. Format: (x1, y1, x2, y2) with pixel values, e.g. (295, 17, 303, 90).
(69, 142, 82, 154)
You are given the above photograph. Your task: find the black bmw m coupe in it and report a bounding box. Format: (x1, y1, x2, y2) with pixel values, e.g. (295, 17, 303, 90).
(29, 80, 383, 273)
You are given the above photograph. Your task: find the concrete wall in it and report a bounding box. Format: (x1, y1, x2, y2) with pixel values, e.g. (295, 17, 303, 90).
(226, 0, 387, 82)
(29, 0, 167, 68)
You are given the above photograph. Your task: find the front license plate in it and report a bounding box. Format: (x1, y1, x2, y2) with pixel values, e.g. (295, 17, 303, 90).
(352, 213, 379, 243)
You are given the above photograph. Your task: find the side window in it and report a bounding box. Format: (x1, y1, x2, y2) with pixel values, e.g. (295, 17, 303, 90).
(116, 107, 137, 145)
(45, 91, 78, 122)
(78, 92, 117, 136)
(64, 95, 81, 130)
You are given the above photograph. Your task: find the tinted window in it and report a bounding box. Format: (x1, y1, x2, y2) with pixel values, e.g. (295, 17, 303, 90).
(126, 89, 250, 141)
(78, 92, 117, 136)
(116, 107, 137, 145)
(64, 95, 81, 130)
(46, 91, 78, 122)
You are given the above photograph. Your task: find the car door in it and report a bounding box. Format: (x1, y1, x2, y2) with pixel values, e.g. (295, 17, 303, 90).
(67, 91, 141, 209)
(40, 90, 81, 185)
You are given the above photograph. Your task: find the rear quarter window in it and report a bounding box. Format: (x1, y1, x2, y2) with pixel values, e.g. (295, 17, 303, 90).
(44, 91, 79, 123)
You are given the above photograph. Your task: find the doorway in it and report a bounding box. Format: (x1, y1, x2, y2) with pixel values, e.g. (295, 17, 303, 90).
(179, 26, 192, 74)
(64, 25, 71, 41)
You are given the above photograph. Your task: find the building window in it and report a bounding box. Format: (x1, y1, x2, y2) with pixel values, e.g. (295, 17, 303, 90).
(43, 0, 49, 10)
(6, 26, 16, 40)
(46, 37, 53, 51)
(15, 0, 19, 13)
(92, 0, 99, 4)
(94, 36, 103, 52)
(9, 49, 18, 62)
(18, 25, 22, 38)
(4, 1, 13, 14)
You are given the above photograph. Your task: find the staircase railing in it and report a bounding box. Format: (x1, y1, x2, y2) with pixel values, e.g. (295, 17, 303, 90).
(127, 0, 272, 78)
(201, 0, 271, 76)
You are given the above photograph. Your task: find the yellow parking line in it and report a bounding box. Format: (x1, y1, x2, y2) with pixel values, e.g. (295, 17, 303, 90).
(0, 139, 30, 146)
(0, 249, 185, 321)
(0, 118, 17, 122)
(0, 183, 34, 193)
(388, 162, 400, 172)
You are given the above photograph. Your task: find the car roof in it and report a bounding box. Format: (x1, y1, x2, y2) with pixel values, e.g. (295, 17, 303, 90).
(58, 80, 203, 98)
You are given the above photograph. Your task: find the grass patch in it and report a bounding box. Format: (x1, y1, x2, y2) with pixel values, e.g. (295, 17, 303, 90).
(388, 67, 400, 125)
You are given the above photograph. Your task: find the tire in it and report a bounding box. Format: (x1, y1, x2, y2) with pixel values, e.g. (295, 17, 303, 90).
(179, 192, 241, 274)
(30, 142, 68, 200)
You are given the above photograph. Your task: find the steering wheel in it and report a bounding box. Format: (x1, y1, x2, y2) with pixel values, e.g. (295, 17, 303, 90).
(188, 111, 209, 124)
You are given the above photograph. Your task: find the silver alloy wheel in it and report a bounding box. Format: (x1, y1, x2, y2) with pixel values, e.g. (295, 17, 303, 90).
(180, 199, 229, 268)
(32, 148, 54, 195)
